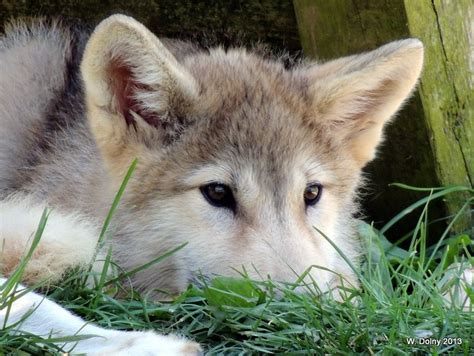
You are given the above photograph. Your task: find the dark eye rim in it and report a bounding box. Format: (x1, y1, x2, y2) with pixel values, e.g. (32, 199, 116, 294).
(200, 182, 236, 211)
(304, 182, 323, 206)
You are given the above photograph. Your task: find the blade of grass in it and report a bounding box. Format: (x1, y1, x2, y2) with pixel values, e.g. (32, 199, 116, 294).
(1, 209, 49, 297)
(104, 242, 188, 287)
(82, 159, 138, 287)
(97, 158, 138, 248)
(380, 186, 471, 234)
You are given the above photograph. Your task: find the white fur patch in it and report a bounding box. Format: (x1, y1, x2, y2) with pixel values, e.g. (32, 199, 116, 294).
(0, 278, 202, 355)
(438, 262, 473, 311)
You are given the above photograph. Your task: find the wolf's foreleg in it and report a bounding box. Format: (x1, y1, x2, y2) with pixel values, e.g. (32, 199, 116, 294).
(0, 196, 202, 354)
(0, 278, 202, 355)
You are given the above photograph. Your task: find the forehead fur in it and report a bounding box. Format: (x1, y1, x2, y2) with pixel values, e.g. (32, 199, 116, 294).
(185, 49, 308, 116)
(179, 49, 336, 157)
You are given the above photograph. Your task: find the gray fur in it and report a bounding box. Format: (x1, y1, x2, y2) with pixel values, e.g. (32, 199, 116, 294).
(0, 20, 70, 195)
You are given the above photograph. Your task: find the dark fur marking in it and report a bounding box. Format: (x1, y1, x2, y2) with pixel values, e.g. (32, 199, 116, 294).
(35, 21, 90, 155)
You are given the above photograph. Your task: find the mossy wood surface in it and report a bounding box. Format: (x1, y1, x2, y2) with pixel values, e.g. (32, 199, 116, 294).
(404, 0, 473, 230)
(294, 0, 450, 238)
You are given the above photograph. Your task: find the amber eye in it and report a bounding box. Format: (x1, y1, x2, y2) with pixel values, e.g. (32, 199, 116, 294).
(304, 183, 323, 206)
(200, 183, 236, 210)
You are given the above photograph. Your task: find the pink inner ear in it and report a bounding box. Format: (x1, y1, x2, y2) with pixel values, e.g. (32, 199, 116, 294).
(109, 61, 161, 128)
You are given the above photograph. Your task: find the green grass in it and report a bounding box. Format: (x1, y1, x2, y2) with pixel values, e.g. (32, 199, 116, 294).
(1, 184, 473, 355)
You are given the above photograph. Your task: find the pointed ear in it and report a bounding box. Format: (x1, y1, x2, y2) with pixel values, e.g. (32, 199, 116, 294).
(80, 15, 198, 170)
(306, 39, 424, 167)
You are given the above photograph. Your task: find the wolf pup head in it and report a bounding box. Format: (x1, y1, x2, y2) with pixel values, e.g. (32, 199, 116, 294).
(81, 15, 423, 295)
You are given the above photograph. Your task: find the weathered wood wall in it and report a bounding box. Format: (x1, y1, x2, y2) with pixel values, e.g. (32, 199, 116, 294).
(404, 0, 473, 231)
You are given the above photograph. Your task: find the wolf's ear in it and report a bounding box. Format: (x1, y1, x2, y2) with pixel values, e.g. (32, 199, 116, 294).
(306, 39, 423, 167)
(81, 15, 198, 168)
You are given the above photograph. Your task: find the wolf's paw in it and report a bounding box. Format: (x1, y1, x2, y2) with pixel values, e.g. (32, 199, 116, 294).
(88, 331, 202, 356)
(0, 195, 99, 284)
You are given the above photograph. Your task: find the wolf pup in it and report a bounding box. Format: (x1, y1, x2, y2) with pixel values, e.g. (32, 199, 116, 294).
(0, 14, 423, 354)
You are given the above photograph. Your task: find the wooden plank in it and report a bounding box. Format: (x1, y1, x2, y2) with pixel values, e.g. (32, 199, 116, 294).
(405, 0, 473, 230)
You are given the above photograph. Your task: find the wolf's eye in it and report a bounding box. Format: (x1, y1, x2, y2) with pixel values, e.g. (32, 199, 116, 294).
(304, 183, 322, 206)
(200, 183, 236, 210)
